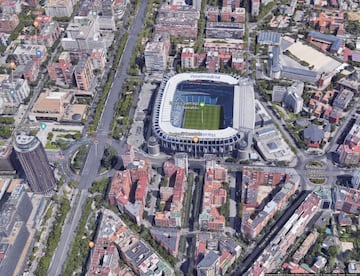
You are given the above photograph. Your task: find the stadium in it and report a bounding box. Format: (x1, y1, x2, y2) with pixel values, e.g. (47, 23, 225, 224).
(152, 73, 255, 156)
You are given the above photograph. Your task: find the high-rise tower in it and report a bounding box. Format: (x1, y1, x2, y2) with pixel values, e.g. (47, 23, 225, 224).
(13, 133, 56, 193)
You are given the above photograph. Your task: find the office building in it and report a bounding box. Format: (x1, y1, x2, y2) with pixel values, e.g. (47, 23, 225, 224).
(204, 39, 244, 55)
(1, 0, 21, 15)
(337, 144, 360, 164)
(221, 7, 232, 22)
(0, 182, 32, 276)
(333, 89, 354, 110)
(197, 250, 220, 276)
(0, 75, 30, 109)
(251, 0, 260, 17)
(250, 194, 321, 275)
(30, 91, 87, 122)
(108, 159, 150, 225)
(23, 16, 61, 48)
(25, 0, 39, 7)
(199, 164, 227, 231)
(292, 231, 319, 264)
(268, 47, 281, 79)
(337, 70, 360, 92)
(206, 22, 244, 39)
(74, 56, 94, 91)
(23, 60, 39, 83)
(352, 170, 360, 189)
(13, 44, 47, 65)
(334, 186, 360, 214)
(284, 91, 303, 114)
(89, 209, 174, 276)
(0, 14, 19, 33)
(206, 51, 220, 73)
(181, 48, 195, 69)
(0, 146, 17, 174)
(233, 8, 245, 23)
(144, 33, 170, 72)
(206, 6, 219, 22)
(307, 31, 344, 55)
(47, 60, 75, 87)
(154, 4, 199, 39)
(45, 0, 74, 17)
(61, 15, 107, 51)
(348, 262, 360, 274)
(241, 168, 299, 238)
(309, 11, 344, 35)
(150, 228, 180, 257)
(155, 167, 187, 228)
(13, 133, 56, 194)
(231, 51, 245, 72)
(272, 86, 287, 103)
(120, 145, 135, 168)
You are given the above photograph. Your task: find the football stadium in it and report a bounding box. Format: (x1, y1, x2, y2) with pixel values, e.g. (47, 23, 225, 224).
(152, 73, 255, 156)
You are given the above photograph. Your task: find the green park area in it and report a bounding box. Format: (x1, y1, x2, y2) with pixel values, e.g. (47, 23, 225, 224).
(183, 104, 222, 130)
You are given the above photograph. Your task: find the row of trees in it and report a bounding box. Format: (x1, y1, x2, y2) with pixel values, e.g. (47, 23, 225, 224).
(88, 32, 128, 134)
(345, 20, 360, 36)
(193, 0, 207, 53)
(111, 78, 141, 139)
(62, 198, 93, 275)
(35, 196, 70, 276)
(128, 0, 161, 76)
(63, 178, 110, 274)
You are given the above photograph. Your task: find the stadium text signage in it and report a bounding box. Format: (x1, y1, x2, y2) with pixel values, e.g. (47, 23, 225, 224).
(190, 74, 221, 80)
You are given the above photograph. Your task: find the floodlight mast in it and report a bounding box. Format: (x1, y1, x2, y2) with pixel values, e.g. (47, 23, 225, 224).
(200, 102, 205, 126)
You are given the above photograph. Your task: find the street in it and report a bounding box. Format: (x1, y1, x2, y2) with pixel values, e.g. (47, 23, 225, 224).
(47, 1, 149, 275)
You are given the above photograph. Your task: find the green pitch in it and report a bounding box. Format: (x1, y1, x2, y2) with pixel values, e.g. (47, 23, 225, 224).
(183, 104, 222, 130)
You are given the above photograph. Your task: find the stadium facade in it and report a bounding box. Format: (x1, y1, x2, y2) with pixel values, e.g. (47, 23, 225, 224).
(152, 73, 255, 156)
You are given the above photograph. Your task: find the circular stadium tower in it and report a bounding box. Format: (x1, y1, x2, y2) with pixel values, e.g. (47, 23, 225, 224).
(152, 73, 255, 156)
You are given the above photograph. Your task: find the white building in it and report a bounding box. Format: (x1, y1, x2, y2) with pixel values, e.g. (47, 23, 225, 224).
(273, 81, 304, 114)
(352, 170, 360, 189)
(181, 48, 195, 69)
(13, 44, 47, 65)
(45, 0, 75, 18)
(0, 75, 30, 108)
(284, 92, 303, 114)
(61, 15, 107, 51)
(144, 41, 168, 72)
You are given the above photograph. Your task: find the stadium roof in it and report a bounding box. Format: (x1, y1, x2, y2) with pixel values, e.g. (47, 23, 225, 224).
(233, 81, 255, 130)
(282, 66, 318, 77)
(158, 73, 254, 140)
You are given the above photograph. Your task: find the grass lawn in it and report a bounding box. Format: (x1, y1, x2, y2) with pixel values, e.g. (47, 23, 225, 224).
(183, 104, 222, 130)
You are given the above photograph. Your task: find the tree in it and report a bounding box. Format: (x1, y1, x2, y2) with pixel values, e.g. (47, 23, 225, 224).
(47, 132, 54, 141)
(101, 147, 118, 170)
(328, 246, 338, 257)
(304, 254, 313, 265)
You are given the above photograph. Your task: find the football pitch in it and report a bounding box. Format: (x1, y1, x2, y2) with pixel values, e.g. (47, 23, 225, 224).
(183, 104, 222, 130)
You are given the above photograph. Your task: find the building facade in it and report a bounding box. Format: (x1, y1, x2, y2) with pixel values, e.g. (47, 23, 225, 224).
(13, 133, 56, 193)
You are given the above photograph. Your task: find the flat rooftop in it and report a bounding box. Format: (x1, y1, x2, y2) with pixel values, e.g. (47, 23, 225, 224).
(286, 42, 342, 73)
